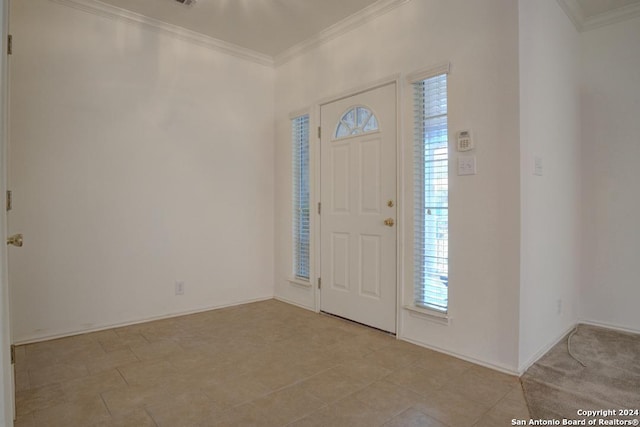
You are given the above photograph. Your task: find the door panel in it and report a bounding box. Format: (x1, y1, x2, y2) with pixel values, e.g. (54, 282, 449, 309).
(359, 234, 381, 298)
(331, 144, 350, 213)
(359, 138, 381, 214)
(331, 233, 350, 291)
(320, 83, 397, 333)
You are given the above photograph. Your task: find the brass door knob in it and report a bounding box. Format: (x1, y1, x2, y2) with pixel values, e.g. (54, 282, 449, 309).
(384, 218, 395, 227)
(7, 234, 23, 247)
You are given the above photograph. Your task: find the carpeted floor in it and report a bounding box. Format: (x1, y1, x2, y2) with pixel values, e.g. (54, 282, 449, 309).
(521, 324, 640, 423)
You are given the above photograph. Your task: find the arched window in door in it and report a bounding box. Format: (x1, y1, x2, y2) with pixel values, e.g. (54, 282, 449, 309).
(334, 106, 379, 139)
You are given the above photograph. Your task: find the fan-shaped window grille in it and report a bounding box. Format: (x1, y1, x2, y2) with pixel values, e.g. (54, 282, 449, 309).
(335, 106, 379, 139)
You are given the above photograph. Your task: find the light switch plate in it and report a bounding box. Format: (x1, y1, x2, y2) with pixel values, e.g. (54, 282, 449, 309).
(534, 156, 543, 176)
(458, 156, 477, 176)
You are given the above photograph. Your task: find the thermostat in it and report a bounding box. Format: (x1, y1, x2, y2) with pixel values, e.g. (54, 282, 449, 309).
(457, 131, 473, 152)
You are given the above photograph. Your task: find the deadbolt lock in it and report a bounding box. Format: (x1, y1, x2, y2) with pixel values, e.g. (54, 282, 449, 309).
(387, 200, 394, 207)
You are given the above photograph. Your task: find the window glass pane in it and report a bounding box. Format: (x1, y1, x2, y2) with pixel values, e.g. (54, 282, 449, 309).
(356, 107, 371, 128)
(414, 74, 448, 312)
(343, 108, 356, 129)
(336, 123, 350, 138)
(363, 115, 378, 133)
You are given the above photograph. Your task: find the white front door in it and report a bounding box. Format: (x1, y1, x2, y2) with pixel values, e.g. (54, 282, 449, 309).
(320, 82, 397, 333)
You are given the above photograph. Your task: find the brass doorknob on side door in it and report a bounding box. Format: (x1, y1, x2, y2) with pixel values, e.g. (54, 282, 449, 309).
(384, 218, 395, 227)
(7, 234, 23, 247)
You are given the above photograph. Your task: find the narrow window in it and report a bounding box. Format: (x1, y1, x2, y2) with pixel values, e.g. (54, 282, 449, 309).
(292, 114, 310, 280)
(413, 73, 448, 312)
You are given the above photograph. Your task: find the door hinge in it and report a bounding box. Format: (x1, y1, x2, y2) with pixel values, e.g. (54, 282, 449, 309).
(6, 190, 11, 211)
(317, 277, 321, 289)
(317, 202, 321, 215)
(7, 34, 12, 55)
(10, 345, 15, 365)
(317, 126, 321, 139)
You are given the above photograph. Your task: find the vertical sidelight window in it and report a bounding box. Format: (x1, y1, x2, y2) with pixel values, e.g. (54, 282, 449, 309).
(292, 114, 310, 280)
(413, 72, 449, 312)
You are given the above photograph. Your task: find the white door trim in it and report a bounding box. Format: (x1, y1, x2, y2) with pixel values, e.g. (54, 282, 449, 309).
(311, 74, 403, 336)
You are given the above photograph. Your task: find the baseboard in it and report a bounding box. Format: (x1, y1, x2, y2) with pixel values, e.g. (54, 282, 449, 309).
(14, 296, 274, 345)
(273, 295, 317, 313)
(399, 336, 521, 377)
(517, 322, 578, 375)
(578, 319, 640, 335)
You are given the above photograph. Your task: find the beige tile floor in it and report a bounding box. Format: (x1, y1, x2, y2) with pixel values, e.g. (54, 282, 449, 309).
(14, 299, 530, 426)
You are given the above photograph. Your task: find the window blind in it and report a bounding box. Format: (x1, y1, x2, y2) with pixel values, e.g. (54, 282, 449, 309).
(413, 74, 449, 312)
(292, 114, 310, 280)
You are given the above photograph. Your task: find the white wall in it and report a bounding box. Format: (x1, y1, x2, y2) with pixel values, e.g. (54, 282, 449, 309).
(8, 0, 275, 343)
(517, 0, 582, 370)
(580, 15, 640, 333)
(275, 0, 522, 372)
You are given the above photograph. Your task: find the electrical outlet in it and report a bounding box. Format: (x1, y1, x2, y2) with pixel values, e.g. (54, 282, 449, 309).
(175, 281, 185, 296)
(457, 155, 477, 176)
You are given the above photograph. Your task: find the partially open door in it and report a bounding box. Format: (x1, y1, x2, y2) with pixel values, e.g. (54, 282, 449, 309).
(0, 0, 15, 423)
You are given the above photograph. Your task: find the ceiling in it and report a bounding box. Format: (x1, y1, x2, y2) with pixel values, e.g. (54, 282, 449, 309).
(65, 0, 640, 62)
(94, 0, 380, 58)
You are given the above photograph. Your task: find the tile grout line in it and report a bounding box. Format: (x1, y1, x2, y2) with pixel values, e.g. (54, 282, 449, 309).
(99, 392, 113, 418)
(115, 366, 130, 386)
(144, 407, 161, 427)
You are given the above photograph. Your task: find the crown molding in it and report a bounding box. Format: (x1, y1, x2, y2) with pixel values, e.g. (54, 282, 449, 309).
(581, 1, 640, 31)
(274, 0, 411, 67)
(557, 0, 640, 32)
(49, 0, 274, 67)
(556, 0, 584, 31)
(50, 0, 413, 67)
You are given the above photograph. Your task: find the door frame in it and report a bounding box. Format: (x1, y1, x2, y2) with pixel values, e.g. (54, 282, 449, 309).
(311, 74, 404, 334)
